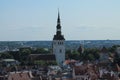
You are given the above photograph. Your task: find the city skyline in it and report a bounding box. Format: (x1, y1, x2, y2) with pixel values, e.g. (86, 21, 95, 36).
(0, 0, 120, 41)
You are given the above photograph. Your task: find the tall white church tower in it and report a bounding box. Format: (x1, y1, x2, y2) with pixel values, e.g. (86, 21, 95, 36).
(52, 11, 65, 65)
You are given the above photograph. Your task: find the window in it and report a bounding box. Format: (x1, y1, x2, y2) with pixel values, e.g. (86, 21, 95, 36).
(60, 49, 62, 53)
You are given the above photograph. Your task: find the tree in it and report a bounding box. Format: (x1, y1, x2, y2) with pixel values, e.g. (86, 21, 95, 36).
(114, 52, 120, 66)
(66, 49, 80, 60)
(19, 48, 32, 65)
(34, 48, 50, 54)
(77, 45, 84, 54)
(109, 45, 120, 53)
(87, 54, 95, 61)
(65, 49, 72, 59)
(82, 48, 100, 61)
(0, 52, 13, 59)
(9, 51, 19, 61)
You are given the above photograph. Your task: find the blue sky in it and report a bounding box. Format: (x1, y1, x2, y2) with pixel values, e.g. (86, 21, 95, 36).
(0, 0, 120, 41)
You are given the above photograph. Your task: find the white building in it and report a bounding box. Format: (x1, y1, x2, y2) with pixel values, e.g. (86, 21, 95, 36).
(52, 11, 65, 65)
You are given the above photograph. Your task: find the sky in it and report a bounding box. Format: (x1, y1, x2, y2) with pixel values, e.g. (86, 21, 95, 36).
(0, 0, 120, 41)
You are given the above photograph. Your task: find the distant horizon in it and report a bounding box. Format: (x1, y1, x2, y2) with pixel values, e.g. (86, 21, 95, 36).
(0, 39, 120, 42)
(0, 0, 120, 40)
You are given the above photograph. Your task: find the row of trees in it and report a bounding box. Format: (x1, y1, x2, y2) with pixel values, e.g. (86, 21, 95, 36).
(66, 45, 120, 62)
(66, 47, 100, 61)
(0, 45, 120, 66)
(0, 47, 51, 65)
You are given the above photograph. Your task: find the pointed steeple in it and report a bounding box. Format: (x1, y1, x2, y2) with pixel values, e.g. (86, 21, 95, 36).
(53, 11, 65, 40)
(56, 10, 61, 33)
(57, 10, 60, 25)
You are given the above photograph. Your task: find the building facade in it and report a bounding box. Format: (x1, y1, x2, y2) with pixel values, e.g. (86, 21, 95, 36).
(52, 12, 65, 65)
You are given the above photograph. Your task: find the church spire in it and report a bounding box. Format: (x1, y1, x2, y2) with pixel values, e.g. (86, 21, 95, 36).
(56, 10, 61, 34)
(53, 11, 65, 40)
(57, 10, 60, 25)
(52, 10, 66, 65)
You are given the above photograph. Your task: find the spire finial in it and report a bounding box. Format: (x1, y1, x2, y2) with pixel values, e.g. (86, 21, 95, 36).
(58, 8, 60, 17)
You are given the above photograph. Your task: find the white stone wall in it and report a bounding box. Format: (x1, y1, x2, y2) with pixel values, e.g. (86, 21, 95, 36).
(53, 40, 65, 65)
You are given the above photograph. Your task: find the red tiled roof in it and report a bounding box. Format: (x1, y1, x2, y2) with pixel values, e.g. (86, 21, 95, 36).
(74, 64, 99, 79)
(8, 72, 31, 80)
